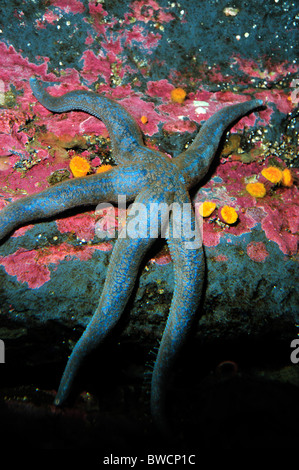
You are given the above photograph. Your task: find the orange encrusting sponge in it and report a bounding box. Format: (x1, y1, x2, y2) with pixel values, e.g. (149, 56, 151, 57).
(170, 87, 187, 104)
(198, 201, 216, 217)
(96, 164, 113, 174)
(246, 182, 266, 198)
(69, 156, 91, 177)
(261, 166, 283, 184)
(220, 205, 238, 224)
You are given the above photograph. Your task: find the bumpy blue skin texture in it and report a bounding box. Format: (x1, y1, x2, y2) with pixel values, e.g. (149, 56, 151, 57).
(0, 78, 262, 434)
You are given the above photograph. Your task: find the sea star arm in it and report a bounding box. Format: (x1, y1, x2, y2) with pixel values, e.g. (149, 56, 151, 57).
(150, 189, 205, 434)
(54, 234, 154, 405)
(30, 77, 144, 163)
(54, 187, 175, 406)
(0, 164, 146, 240)
(175, 99, 263, 188)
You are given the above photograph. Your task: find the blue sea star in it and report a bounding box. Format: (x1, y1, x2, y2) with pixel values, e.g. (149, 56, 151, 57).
(0, 77, 262, 434)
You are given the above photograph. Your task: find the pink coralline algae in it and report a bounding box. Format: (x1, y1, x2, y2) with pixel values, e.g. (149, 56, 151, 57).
(0, 248, 51, 288)
(56, 212, 97, 242)
(147, 79, 174, 99)
(255, 89, 293, 115)
(125, 25, 162, 52)
(0, 243, 108, 289)
(11, 224, 34, 238)
(35, 9, 62, 29)
(233, 55, 298, 83)
(129, 0, 175, 24)
(0, 110, 30, 158)
(162, 120, 197, 134)
(88, 0, 109, 35)
(159, 89, 267, 134)
(201, 223, 222, 248)
(0, 43, 56, 91)
(261, 196, 299, 256)
(0, 153, 61, 199)
(81, 50, 113, 85)
(50, 0, 86, 15)
(118, 96, 163, 136)
(56, 210, 114, 249)
(214, 254, 229, 262)
(246, 241, 269, 263)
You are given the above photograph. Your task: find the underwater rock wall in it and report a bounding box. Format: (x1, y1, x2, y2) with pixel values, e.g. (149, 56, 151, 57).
(0, 0, 298, 352)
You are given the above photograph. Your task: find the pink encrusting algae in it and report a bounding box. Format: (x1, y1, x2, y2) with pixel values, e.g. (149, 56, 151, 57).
(233, 56, 298, 84)
(246, 241, 269, 262)
(0, 243, 109, 289)
(0, 109, 31, 157)
(214, 254, 229, 262)
(56, 212, 97, 242)
(50, 0, 86, 15)
(129, 0, 175, 24)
